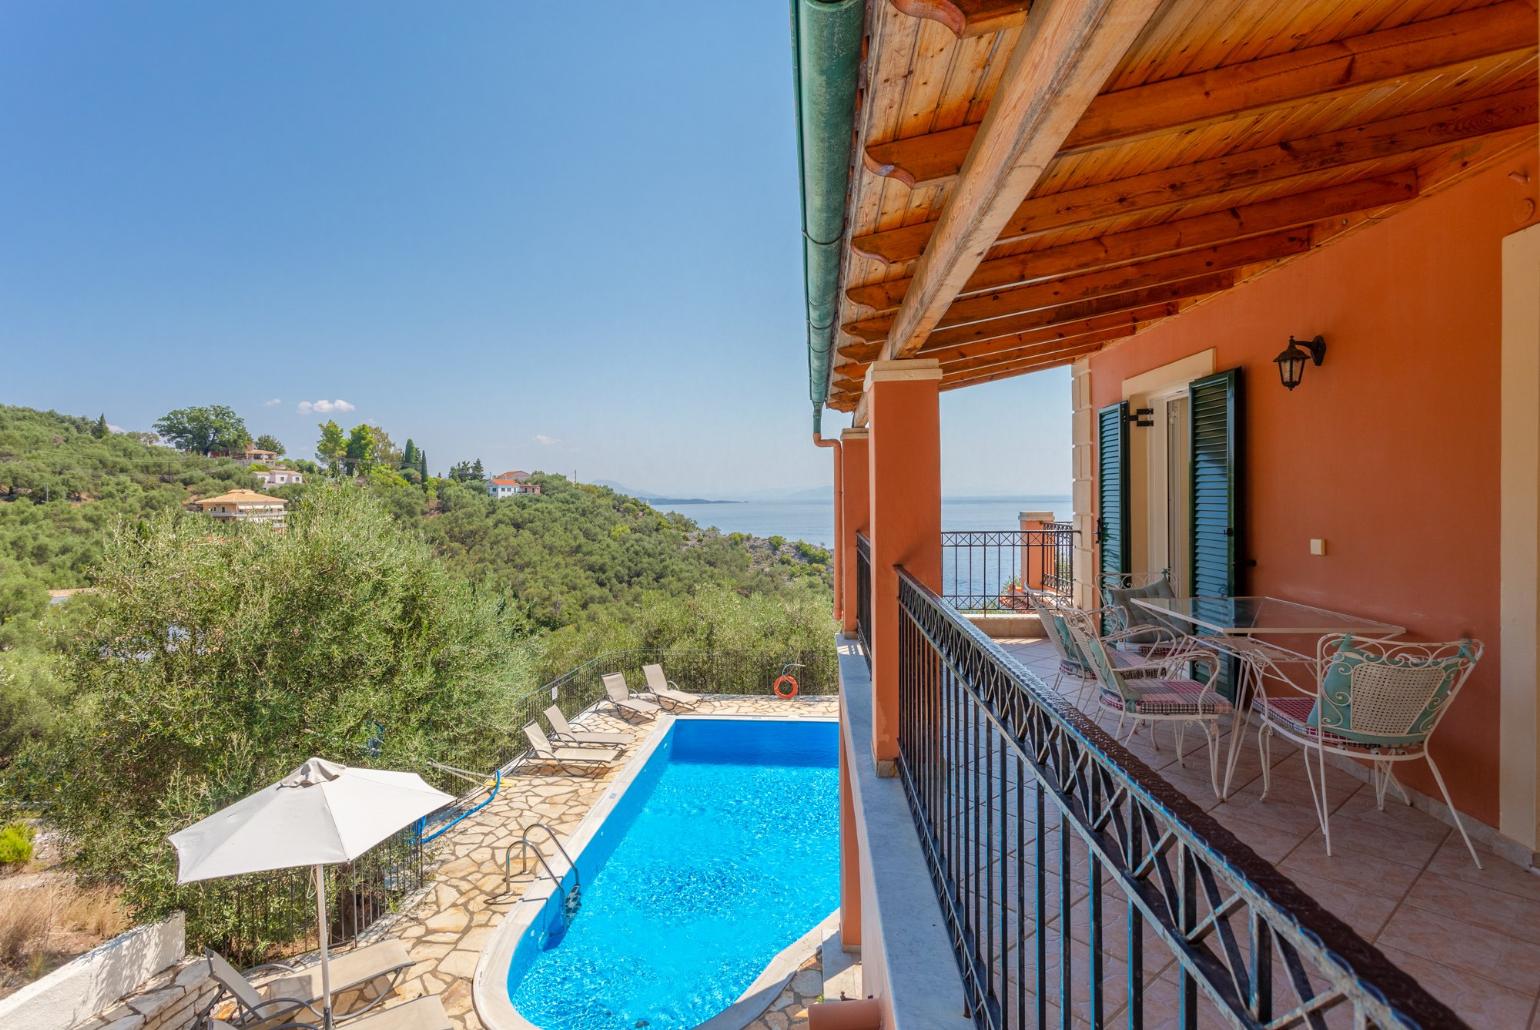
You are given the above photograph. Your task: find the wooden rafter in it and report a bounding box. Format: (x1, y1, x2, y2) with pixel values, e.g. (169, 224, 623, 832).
(839, 302, 1175, 367)
(845, 229, 1310, 343)
(853, 89, 1538, 265)
(881, 0, 1169, 362)
(918, 271, 1234, 350)
(889, 0, 1031, 38)
(865, 2, 1537, 187)
(845, 174, 1417, 312)
(937, 326, 1143, 375)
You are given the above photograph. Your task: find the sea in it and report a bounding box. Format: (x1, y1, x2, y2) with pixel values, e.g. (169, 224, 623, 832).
(650, 495, 1071, 550)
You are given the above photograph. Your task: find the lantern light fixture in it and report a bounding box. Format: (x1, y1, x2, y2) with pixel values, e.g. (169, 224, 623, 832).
(1273, 335, 1326, 391)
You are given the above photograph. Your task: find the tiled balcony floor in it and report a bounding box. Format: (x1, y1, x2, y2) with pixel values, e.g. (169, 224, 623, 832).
(988, 637, 1540, 1027)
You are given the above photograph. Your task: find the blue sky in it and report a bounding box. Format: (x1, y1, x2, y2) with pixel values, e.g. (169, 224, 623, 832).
(0, 1, 1070, 497)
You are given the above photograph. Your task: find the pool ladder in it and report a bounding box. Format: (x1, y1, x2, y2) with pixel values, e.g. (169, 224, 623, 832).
(503, 823, 582, 923)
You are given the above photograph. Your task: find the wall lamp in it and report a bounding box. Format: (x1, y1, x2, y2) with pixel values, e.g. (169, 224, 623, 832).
(1273, 334, 1326, 391)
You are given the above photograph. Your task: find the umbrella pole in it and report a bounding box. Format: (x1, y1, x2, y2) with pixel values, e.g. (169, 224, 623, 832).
(313, 864, 334, 1030)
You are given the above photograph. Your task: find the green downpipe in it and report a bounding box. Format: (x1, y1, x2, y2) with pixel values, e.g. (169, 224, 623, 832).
(791, 0, 863, 435)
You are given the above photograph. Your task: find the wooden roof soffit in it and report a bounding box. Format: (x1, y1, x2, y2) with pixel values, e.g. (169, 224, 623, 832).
(889, 0, 1031, 38)
(882, 0, 1170, 363)
(846, 230, 1308, 343)
(854, 89, 1538, 265)
(864, 2, 1538, 188)
(846, 174, 1417, 312)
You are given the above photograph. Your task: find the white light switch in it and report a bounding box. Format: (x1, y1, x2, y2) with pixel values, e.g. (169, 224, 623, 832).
(1309, 538, 1327, 556)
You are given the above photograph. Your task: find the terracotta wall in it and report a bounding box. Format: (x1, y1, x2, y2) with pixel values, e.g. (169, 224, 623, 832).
(1086, 159, 1539, 826)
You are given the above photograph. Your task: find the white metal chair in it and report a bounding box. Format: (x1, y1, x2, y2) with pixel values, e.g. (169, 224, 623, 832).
(1064, 607, 1227, 795)
(1254, 635, 1485, 867)
(1024, 587, 1183, 706)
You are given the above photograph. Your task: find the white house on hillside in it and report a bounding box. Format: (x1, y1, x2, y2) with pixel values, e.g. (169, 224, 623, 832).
(253, 467, 304, 487)
(488, 471, 540, 498)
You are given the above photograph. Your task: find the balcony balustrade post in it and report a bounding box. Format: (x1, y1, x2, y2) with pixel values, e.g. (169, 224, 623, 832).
(839, 428, 870, 637)
(866, 358, 942, 772)
(1018, 510, 1054, 592)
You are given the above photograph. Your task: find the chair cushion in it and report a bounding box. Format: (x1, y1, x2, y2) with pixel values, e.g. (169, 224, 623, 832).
(1306, 637, 1472, 745)
(1107, 578, 1182, 640)
(1101, 678, 1230, 716)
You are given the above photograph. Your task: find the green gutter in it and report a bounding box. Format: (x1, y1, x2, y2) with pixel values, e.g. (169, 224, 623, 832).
(790, 0, 863, 435)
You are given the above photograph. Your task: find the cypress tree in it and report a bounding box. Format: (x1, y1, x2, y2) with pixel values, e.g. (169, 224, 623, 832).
(401, 438, 418, 470)
(93, 414, 109, 439)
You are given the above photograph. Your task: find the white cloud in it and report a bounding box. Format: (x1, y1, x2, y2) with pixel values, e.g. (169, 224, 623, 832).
(534, 433, 560, 446)
(107, 423, 126, 434)
(263, 398, 282, 407)
(297, 399, 356, 415)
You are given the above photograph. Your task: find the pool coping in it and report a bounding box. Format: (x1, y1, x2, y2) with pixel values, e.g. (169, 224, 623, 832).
(472, 712, 839, 1030)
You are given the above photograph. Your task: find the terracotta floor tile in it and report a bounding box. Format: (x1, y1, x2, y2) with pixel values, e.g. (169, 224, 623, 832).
(1402, 871, 1540, 946)
(1378, 904, 1540, 998)
(1376, 942, 1540, 1029)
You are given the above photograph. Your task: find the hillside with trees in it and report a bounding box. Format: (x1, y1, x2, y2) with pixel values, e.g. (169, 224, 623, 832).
(0, 402, 833, 955)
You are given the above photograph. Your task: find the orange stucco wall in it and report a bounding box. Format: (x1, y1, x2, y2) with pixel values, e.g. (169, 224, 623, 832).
(1087, 159, 1540, 827)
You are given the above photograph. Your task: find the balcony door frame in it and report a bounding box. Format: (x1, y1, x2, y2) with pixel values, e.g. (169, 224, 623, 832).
(1501, 219, 1540, 855)
(1123, 350, 1215, 591)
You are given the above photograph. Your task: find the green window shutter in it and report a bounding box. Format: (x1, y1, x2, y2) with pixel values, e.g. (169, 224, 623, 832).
(1189, 369, 1243, 698)
(1188, 369, 1242, 596)
(1097, 402, 1130, 592)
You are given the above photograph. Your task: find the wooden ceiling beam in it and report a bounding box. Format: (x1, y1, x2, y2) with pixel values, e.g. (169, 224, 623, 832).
(943, 345, 1108, 389)
(920, 271, 1234, 350)
(854, 89, 1538, 265)
(882, 0, 1168, 362)
(846, 173, 1417, 312)
(865, 3, 1538, 187)
(837, 305, 1173, 380)
(844, 229, 1310, 344)
(939, 326, 1144, 376)
(889, 0, 1031, 38)
(918, 302, 1178, 364)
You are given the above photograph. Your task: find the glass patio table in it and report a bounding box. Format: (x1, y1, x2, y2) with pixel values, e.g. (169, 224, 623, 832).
(1129, 595, 1405, 797)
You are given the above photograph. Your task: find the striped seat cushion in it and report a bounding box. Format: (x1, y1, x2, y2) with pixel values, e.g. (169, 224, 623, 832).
(1259, 694, 1417, 752)
(1102, 679, 1231, 716)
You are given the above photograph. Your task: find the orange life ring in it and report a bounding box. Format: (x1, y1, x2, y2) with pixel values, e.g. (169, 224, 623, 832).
(772, 674, 800, 699)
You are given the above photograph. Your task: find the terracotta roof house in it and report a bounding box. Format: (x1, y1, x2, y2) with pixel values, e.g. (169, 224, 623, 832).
(189, 488, 287, 526)
(488, 471, 541, 498)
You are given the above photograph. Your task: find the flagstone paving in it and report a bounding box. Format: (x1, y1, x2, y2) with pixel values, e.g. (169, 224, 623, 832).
(336, 694, 839, 1029)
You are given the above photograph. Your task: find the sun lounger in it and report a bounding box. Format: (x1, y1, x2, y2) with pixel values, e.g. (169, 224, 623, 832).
(523, 722, 620, 771)
(213, 997, 452, 1030)
(642, 663, 701, 711)
(603, 672, 660, 719)
(544, 705, 630, 748)
(203, 939, 412, 1026)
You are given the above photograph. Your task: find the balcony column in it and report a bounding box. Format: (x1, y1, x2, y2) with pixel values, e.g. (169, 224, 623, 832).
(1019, 510, 1055, 592)
(866, 358, 942, 772)
(839, 428, 870, 636)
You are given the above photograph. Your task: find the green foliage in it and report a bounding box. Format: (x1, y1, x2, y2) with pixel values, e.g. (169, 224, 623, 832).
(0, 821, 34, 865)
(315, 420, 347, 472)
(447, 460, 483, 482)
(92, 415, 109, 440)
(152, 405, 250, 455)
(12, 485, 528, 939)
(344, 424, 377, 474)
(252, 434, 284, 456)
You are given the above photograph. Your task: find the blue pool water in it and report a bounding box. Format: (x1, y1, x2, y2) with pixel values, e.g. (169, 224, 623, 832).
(506, 719, 839, 1029)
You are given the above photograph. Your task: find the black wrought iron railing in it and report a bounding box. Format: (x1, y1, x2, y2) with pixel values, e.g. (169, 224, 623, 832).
(856, 532, 873, 668)
(941, 526, 1074, 612)
(894, 568, 1462, 1029)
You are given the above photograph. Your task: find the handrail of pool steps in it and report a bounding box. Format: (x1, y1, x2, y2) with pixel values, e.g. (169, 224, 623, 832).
(505, 822, 581, 903)
(892, 566, 1464, 1029)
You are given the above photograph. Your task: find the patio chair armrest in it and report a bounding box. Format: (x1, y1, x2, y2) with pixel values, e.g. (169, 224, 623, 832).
(1105, 624, 1179, 646)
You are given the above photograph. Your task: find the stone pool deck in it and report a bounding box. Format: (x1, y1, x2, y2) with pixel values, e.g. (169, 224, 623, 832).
(360, 694, 841, 1030)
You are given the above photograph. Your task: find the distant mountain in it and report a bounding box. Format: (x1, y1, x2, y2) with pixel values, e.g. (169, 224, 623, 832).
(589, 479, 661, 499)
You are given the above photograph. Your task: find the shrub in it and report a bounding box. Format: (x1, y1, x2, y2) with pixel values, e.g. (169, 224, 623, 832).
(0, 822, 33, 865)
(11, 484, 528, 949)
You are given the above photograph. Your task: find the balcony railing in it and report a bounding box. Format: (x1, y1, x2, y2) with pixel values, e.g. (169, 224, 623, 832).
(856, 532, 873, 669)
(941, 526, 1074, 612)
(894, 567, 1462, 1029)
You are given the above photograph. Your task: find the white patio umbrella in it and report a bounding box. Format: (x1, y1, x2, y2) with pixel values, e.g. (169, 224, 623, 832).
(170, 757, 453, 1028)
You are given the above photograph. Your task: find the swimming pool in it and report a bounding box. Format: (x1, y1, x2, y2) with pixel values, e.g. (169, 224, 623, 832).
(476, 717, 839, 1030)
